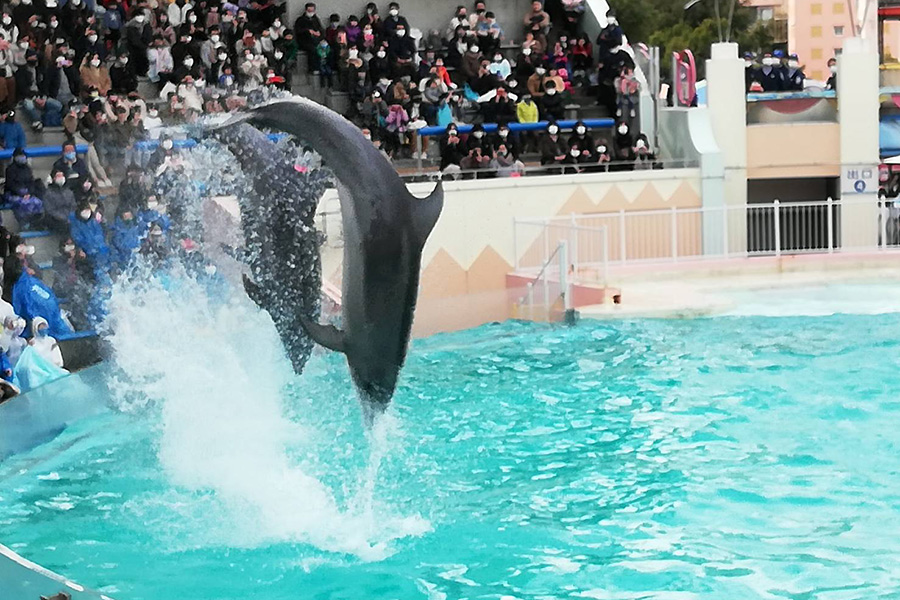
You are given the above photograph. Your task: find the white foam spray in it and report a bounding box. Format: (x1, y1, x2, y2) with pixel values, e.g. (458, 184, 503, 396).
(104, 265, 429, 560)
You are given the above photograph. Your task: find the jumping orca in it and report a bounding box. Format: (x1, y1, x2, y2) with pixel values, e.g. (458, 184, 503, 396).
(228, 98, 443, 420)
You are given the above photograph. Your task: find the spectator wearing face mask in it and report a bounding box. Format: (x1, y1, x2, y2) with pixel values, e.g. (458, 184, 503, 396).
(826, 57, 837, 92)
(3, 148, 43, 230)
(79, 53, 112, 98)
(633, 133, 655, 169)
(612, 121, 635, 169)
(110, 53, 138, 94)
(615, 65, 640, 120)
(758, 53, 785, 92)
(447, 5, 472, 42)
(784, 54, 805, 92)
(489, 51, 512, 81)
(439, 123, 464, 175)
(28, 316, 64, 369)
(52, 142, 90, 189)
(475, 11, 504, 57)
(596, 9, 622, 62)
(461, 42, 482, 82)
(294, 2, 323, 70)
(110, 204, 145, 268)
(389, 24, 416, 79)
(540, 121, 567, 170)
(155, 12, 177, 46)
(491, 123, 521, 160)
(568, 120, 594, 159)
(125, 11, 152, 76)
(172, 27, 200, 66)
(0, 109, 26, 150)
(527, 63, 548, 99)
(562, 139, 592, 174)
(43, 168, 77, 234)
(383, 2, 409, 38)
(539, 79, 565, 121)
(69, 202, 110, 273)
(483, 86, 517, 125)
(9, 264, 73, 340)
(149, 36, 175, 90)
(591, 141, 612, 171)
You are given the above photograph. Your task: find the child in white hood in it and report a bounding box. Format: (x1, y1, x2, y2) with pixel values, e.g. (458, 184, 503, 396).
(29, 317, 64, 369)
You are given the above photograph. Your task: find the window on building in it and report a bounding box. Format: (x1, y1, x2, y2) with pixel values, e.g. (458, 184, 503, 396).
(833, 2, 844, 14)
(811, 3, 823, 15)
(811, 25, 823, 38)
(834, 25, 844, 36)
(811, 48, 823, 59)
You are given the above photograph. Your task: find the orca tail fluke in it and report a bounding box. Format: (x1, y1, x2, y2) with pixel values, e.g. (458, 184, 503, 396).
(410, 181, 444, 248)
(299, 316, 348, 354)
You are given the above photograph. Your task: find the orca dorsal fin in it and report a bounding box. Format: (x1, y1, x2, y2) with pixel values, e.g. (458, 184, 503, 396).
(300, 316, 348, 354)
(410, 181, 444, 248)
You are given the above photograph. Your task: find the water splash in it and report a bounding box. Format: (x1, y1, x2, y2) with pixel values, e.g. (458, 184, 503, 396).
(102, 259, 428, 561)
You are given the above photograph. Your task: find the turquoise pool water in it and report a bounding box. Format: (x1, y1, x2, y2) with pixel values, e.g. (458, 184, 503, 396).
(2, 314, 900, 599)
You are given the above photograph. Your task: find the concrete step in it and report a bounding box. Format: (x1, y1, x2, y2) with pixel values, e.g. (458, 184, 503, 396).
(324, 90, 350, 115)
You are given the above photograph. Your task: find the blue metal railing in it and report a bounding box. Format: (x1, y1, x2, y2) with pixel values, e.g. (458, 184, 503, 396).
(415, 118, 615, 138)
(0, 144, 88, 160)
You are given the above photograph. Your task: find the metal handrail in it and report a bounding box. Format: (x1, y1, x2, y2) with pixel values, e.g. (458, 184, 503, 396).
(517, 242, 564, 306)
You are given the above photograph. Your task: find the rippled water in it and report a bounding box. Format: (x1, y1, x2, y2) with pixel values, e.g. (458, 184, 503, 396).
(2, 314, 900, 599)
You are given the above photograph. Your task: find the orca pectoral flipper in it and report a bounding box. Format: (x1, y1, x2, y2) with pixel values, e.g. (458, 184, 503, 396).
(300, 316, 347, 354)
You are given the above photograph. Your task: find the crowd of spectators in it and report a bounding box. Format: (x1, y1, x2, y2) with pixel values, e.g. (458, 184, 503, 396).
(743, 49, 837, 93)
(0, 0, 659, 389)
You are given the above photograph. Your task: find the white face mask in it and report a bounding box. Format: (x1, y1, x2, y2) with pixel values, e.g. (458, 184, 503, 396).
(608, 17, 617, 25)
(548, 126, 558, 135)
(135, 15, 145, 23)
(390, 8, 398, 16)
(377, 50, 386, 58)
(2, 16, 11, 25)
(523, 48, 532, 56)
(348, 49, 358, 58)
(273, 20, 281, 28)
(618, 126, 628, 135)
(211, 34, 220, 42)
(546, 89, 557, 96)
(89, 34, 98, 43)
(79, 210, 92, 219)
(473, 131, 484, 139)
(72, 0, 81, 6)
(570, 148, 580, 157)
(636, 139, 646, 149)
(91, 59, 101, 67)
(598, 145, 607, 154)
(121, 57, 129, 65)
(470, 45, 479, 53)
(147, 200, 159, 210)
(306, 10, 315, 17)
(54, 177, 66, 186)
(397, 29, 406, 37)
(149, 110, 158, 118)
(64, 244, 75, 253)
(536, 67, 545, 75)
(745, 60, 752, 68)
(218, 52, 227, 61)
(188, 14, 197, 23)
(205, 264, 217, 276)
(161, 140, 173, 150)
(576, 126, 586, 135)
(274, 50, 283, 59)
(499, 130, 508, 138)
(363, 133, 372, 140)
(494, 55, 502, 62)
(184, 58, 194, 67)
(788, 60, 799, 69)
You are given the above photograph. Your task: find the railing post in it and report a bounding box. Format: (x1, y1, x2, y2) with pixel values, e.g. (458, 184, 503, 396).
(826, 196, 834, 253)
(670, 206, 678, 261)
(416, 133, 423, 173)
(880, 200, 888, 250)
(559, 240, 572, 311)
(603, 227, 610, 287)
(722, 204, 729, 257)
(773, 199, 781, 257)
(618, 209, 627, 263)
(570, 213, 578, 275)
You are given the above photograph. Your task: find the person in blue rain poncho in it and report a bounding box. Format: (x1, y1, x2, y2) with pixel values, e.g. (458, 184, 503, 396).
(9, 264, 73, 339)
(137, 194, 171, 233)
(110, 205, 147, 268)
(69, 202, 110, 274)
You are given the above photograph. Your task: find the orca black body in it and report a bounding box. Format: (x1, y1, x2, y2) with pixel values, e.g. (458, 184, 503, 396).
(228, 98, 443, 418)
(215, 123, 329, 374)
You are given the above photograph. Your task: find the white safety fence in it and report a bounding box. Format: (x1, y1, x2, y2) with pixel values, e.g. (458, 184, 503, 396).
(515, 198, 900, 269)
